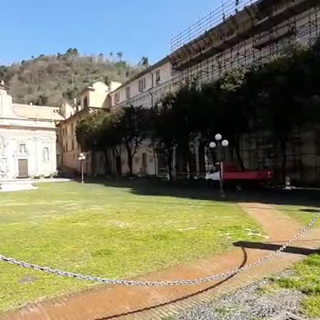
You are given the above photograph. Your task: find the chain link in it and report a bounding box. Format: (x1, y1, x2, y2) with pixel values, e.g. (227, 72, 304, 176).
(0, 213, 319, 286)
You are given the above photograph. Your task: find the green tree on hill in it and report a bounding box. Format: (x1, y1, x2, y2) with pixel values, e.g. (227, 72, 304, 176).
(139, 57, 149, 68)
(117, 52, 124, 61)
(0, 51, 143, 107)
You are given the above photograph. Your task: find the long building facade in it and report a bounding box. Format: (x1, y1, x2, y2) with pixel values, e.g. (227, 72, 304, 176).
(107, 0, 320, 185)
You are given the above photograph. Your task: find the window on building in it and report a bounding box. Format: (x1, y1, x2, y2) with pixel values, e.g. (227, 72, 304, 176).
(66, 142, 68, 152)
(115, 92, 120, 104)
(126, 86, 131, 99)
(138, 78, 146, 92)
(171, 65, 178, 76)
(19, 144, 27, 154)
(72, 139, 74, 150)
(155, 70, 161, 85)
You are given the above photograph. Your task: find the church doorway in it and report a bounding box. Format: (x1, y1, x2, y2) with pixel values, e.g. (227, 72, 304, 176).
(18, 159, 28, 178)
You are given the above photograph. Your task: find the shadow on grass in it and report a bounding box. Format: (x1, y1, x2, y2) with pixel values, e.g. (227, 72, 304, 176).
(86, 177, 320, 209)
(95, 238, 319, 320)
(234, 241, 320, 256)
(95, 247, 249, 320)
(300, 208, 320, 213)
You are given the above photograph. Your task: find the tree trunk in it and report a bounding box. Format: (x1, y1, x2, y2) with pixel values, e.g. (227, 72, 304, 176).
(104, 149, 110, 175)
(151, 141, 157, 176)
(235, 135, 245, 170)
(111, 148, 121, 176)
(126, 144, 134, 176)
(183, 139, 191, 179)
(198, 143, 206, 174)
(116, 156, 122, 176)
(167, 150, 173, 180)
(281, 139, 287, 186)
(91, 151, 96, 177)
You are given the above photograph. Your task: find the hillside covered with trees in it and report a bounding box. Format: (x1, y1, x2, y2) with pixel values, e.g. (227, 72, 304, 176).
(0, 48, 147, 106)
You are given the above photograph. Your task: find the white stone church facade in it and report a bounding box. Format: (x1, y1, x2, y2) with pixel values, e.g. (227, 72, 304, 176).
(0, 82, 63, 179)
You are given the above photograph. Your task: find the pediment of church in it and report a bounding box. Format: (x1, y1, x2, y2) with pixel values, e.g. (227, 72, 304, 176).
(0, 83, 63, 124)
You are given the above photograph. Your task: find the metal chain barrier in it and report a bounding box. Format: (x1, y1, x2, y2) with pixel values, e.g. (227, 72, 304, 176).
(0, 213, 319, 286)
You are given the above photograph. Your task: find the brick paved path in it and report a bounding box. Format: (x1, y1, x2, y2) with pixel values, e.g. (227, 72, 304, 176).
(1, 203, 320, 320)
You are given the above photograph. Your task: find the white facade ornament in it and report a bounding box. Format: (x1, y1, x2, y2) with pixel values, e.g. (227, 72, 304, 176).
(0, 136, 9, 179)
(0, 158, 9, 179)
(43, 147, 50, 163)
(0, 136, 8, 156)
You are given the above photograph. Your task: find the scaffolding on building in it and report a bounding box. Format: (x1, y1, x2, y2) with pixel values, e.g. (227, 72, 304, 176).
(171, 0, 258, 52)
(168, 0, 320, 183)
(170, 0, 320, 85)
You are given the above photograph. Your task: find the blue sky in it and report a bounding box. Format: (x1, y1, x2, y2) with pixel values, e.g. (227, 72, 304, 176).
(0, 0, 220, 65)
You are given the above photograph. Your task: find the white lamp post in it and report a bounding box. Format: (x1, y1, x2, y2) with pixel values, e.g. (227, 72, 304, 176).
(209, 134, 229, 198)
(215, 133, 222, 142)
(78, 153, 86, 183)
(209, 141, 217, 149)
(221, 140, 229, 148)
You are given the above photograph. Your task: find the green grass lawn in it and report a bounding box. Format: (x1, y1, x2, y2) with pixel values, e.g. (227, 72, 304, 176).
(262, 203, 320, 318)
(0, 181, 263, 313)
(277, 205, 320, 227)
(271, 254, 320, 318)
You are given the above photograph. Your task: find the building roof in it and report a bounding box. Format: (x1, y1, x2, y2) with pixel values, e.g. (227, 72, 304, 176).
(12, 104, 64, 121)
(80, 81, 109, 95)
(110, 56, 170, 93)
(0, 80, 9, 91)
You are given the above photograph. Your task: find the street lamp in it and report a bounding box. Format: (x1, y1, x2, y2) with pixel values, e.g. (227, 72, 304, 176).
(209, 134, 229, 198)
(78, 153, 86, 183)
